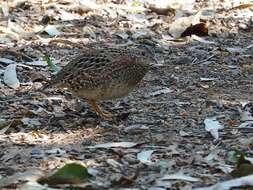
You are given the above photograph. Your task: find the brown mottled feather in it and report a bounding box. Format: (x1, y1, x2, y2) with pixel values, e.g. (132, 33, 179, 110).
(45, 46, 153, 100)
(43, 45, 156, 119)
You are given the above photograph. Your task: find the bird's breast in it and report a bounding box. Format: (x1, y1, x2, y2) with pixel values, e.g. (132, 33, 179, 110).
(72, 84, 135, 100)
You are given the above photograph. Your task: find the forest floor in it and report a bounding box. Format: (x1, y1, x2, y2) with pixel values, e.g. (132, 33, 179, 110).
(0, 0, 253, 189)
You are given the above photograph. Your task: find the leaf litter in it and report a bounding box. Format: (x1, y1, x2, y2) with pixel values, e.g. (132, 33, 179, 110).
(0, 0, 253, 189)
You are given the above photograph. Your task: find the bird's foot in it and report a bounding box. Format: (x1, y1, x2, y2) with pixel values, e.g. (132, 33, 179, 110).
(87, 99, 113, 121)
(99, 111, 113, 121)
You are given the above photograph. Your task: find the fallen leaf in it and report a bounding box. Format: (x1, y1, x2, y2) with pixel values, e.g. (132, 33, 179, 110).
(200, 77, 216, 82)
(238, 121, 253, 128)
(147, 87, 172, 97)
(87, 142, 138, 148)
(107, 159, 123, 168)
(26, 60, 48, 67)
(238, 103, 253, 121)
(21, 181, 60, 190)
(194, 174, 253, 190)
(132, 30, 151, 39)
(204, 117, 224, 140)
(181, 22, 208, 37)
(21, 118, 41, 127)
(82, 26, 96, 38)
(1, 1, 9, 17)
(124, 125, 149, 134)
(169, 11, 201, 38)
(229, 3, 253, 11)
(59, 9, 77, 21)
(3, 64, 20, 89)
(8, 19, 34, 39)
(0, 169, 45, 188)
(0, 58, 15, 64)
(226, 47, 244, 53)
(44, 25, 61, 36)
(39, 163, 89, 185)
(191, 35, 216, 44)
(160, 173, 200, 182)
(137, 150, 154, 164)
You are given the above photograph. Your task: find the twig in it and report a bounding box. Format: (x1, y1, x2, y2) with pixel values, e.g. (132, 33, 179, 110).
(191, 57, 198, 64)
(0, 47, 33, 61)
(192, 54, 215, 65)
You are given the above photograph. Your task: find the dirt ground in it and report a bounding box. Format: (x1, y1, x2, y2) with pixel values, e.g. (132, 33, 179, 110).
(0, 0, 253, 189)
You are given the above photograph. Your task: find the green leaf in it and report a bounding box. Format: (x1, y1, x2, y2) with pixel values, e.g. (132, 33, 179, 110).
(44, 54, 53, 68)
(40, 163, 89, 185)
(43, 54, 61, 73)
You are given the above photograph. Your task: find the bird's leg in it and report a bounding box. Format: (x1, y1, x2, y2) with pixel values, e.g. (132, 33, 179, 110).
(87, 99, 113, 120)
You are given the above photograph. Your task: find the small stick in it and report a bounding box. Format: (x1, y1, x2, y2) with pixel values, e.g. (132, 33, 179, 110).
(0, 48, 33, 61)
(192, 54, 215, 65)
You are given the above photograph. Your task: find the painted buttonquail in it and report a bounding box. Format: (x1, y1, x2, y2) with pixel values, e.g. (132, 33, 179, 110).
(43, 44, 158, 119)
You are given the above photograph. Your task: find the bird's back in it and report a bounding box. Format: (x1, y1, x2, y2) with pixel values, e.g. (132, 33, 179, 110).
(44, 45, 153, 100)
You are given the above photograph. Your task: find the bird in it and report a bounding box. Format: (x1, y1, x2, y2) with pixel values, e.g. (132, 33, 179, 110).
(43, 44, 158, 120)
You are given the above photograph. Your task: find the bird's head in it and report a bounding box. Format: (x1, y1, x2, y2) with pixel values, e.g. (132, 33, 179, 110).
(138, 44, 159, 65)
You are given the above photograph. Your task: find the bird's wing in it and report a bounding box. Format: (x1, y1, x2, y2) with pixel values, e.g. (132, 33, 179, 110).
(42, 47, 139, 90)
(43, 49, 114, 89)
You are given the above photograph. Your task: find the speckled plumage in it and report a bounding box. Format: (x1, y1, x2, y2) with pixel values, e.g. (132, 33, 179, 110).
(44, 45, 157, 119)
